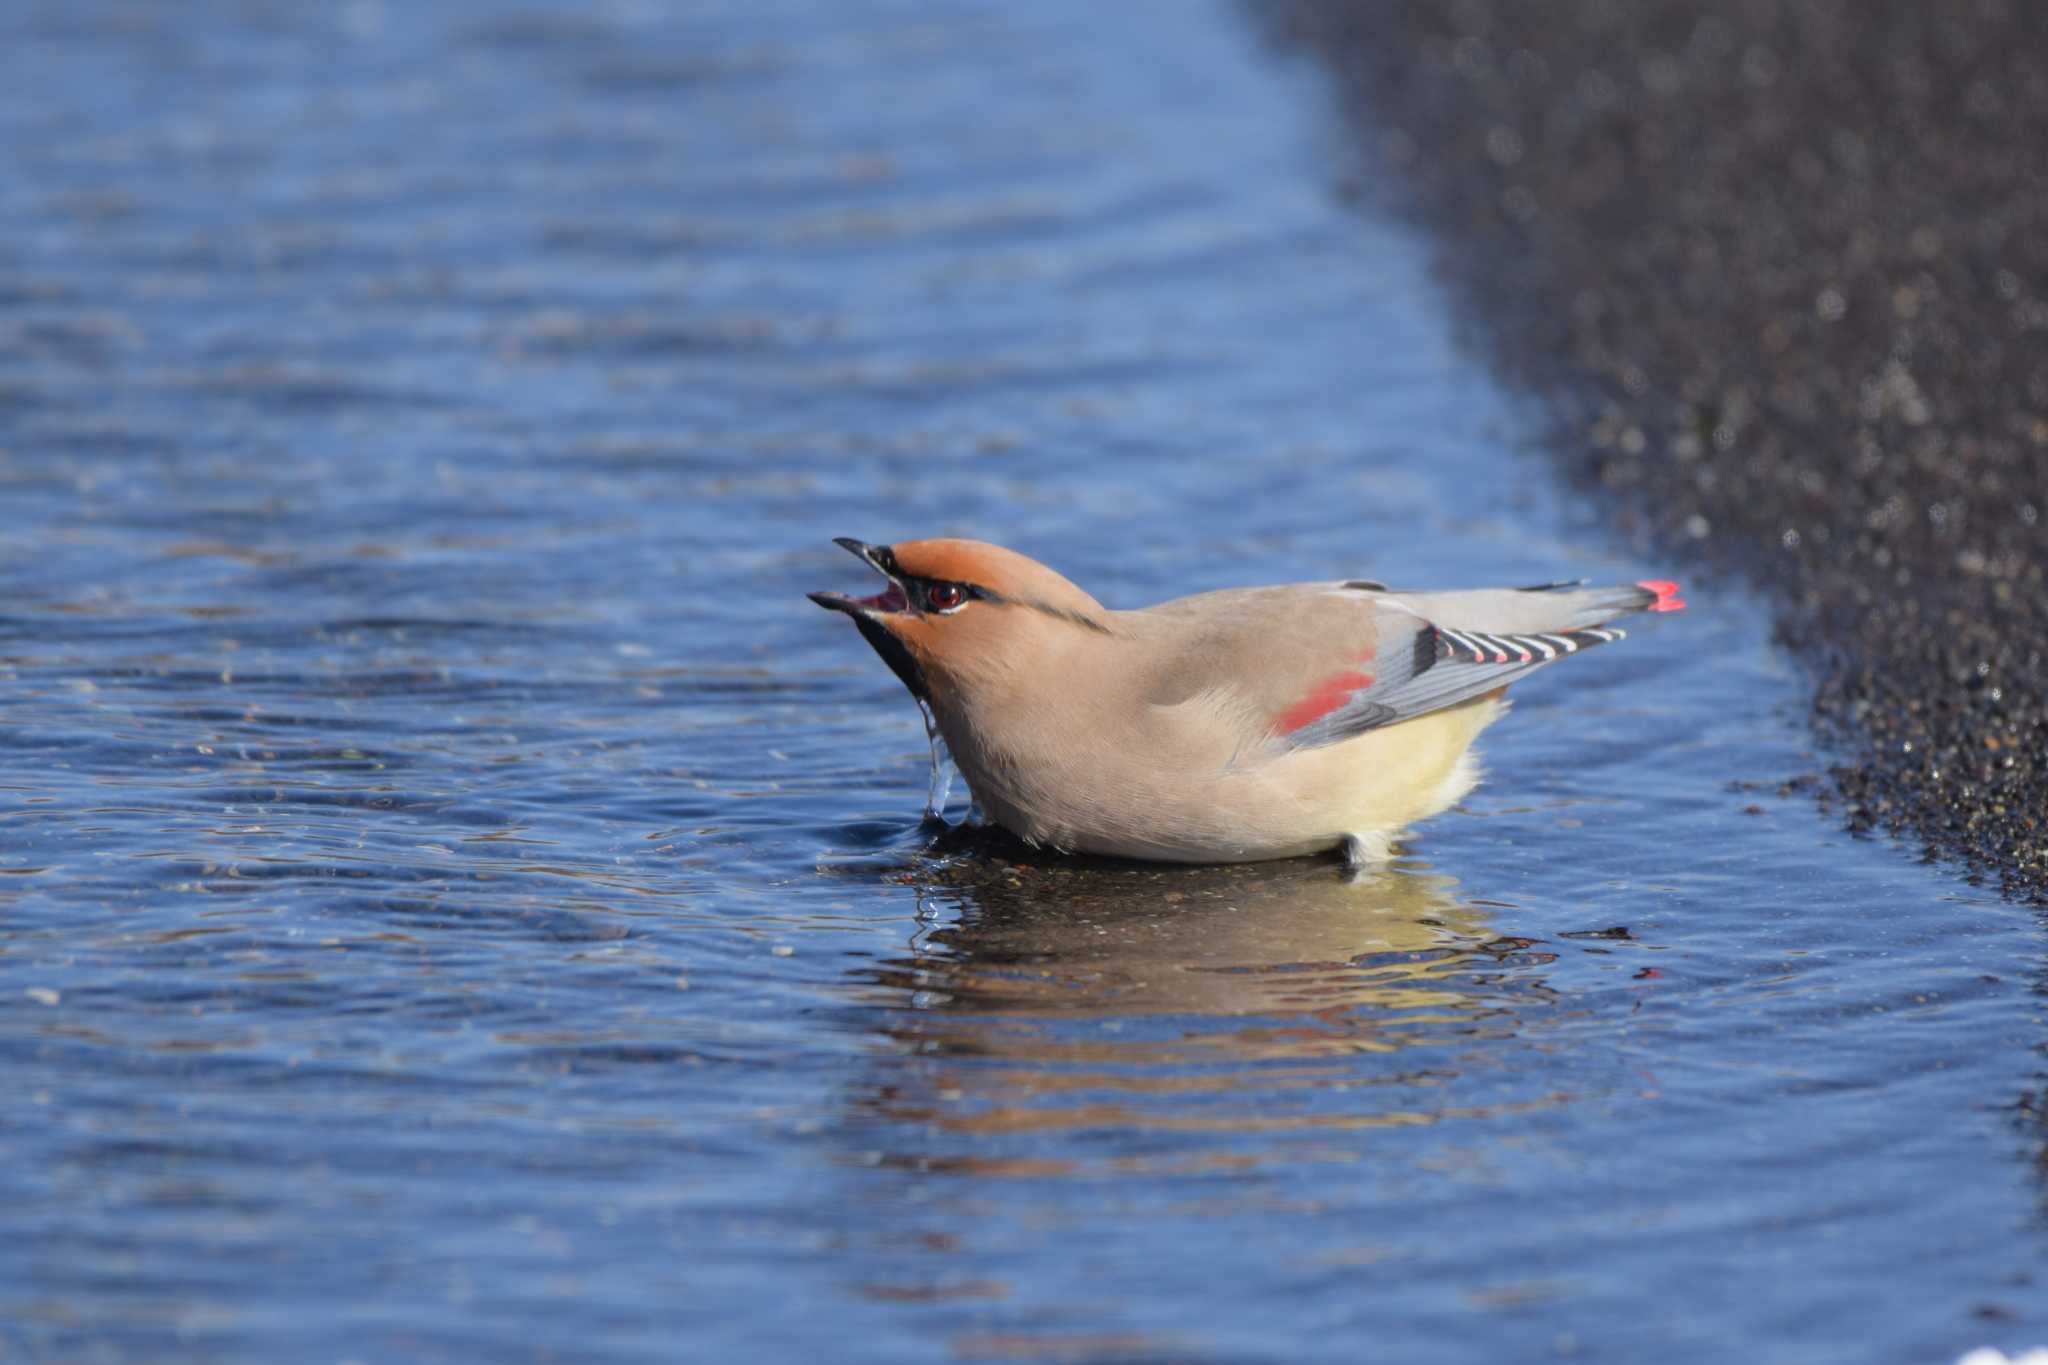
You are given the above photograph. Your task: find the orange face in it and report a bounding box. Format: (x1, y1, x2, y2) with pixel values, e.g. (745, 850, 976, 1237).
(808, 537, 1106, 700)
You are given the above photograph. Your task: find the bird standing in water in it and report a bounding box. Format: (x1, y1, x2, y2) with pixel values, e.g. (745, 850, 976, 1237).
(810, 537, 1683, 864)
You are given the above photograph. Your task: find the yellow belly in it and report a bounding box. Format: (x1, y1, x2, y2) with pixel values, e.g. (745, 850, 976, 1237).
(959, 694, 1506, 864)
(1279, 694, 1504, 862)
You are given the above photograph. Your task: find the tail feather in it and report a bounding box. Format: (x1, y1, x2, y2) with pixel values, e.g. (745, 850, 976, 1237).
(1637, 579, 1687, 613)
(1385, 579, 1685, 635)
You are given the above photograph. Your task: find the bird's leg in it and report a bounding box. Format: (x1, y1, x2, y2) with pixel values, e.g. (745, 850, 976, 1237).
(1340, 832, 1389, 869)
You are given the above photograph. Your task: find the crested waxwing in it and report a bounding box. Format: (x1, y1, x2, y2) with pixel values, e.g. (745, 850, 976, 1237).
(810, 537, 1684, 865)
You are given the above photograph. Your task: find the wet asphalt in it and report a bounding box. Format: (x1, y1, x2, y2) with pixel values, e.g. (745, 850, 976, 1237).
(1262, 2, 2048, 899)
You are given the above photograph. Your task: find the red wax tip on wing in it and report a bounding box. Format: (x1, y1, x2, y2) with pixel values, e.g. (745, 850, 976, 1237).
(1637, 579, 1687, 613)
(1274, 670, 1374, 734)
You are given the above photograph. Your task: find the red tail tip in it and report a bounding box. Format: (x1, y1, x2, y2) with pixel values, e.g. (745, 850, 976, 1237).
(1637, 579, 1687, 613)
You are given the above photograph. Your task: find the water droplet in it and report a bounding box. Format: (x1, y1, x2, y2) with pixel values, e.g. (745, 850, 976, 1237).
(918, 699, 960, 822)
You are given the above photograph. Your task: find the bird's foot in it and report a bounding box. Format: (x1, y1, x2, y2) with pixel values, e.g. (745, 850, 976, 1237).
(1340, 832, 1391, 869)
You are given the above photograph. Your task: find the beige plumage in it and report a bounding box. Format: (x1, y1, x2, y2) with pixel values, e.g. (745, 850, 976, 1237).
(811, 537, 1683, 864)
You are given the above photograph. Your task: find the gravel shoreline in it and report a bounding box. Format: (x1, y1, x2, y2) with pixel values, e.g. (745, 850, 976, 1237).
(1264, 1, 2048, 900)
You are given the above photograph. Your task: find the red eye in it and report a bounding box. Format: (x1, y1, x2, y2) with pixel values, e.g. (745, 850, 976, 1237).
(927, 583, 965, 611)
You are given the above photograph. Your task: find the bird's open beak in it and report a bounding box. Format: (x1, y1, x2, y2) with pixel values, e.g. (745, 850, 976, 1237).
(809, 537, 928, 701)
(807, 537, 910, 617)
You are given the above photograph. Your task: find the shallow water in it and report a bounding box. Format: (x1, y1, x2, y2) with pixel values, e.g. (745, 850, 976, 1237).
(3, 1, 2044, 1361)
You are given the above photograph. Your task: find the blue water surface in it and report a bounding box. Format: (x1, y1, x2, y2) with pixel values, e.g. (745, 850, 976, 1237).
(2, 1, 2044, 1361)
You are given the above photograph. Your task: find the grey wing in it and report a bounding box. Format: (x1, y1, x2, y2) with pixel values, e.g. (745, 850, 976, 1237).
(1277, 591, 1645, 751)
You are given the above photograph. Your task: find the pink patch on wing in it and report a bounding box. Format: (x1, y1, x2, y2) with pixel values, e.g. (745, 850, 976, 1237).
(1637, 579, 1687, 612)
(1273, 670, 1374, 734)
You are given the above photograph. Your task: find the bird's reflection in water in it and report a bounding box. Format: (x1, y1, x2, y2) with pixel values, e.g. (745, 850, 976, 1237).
(844, 849, 1566, 1172)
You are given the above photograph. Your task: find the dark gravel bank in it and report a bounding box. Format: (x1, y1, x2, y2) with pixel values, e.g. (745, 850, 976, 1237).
(1262, 1, 2048, 899)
